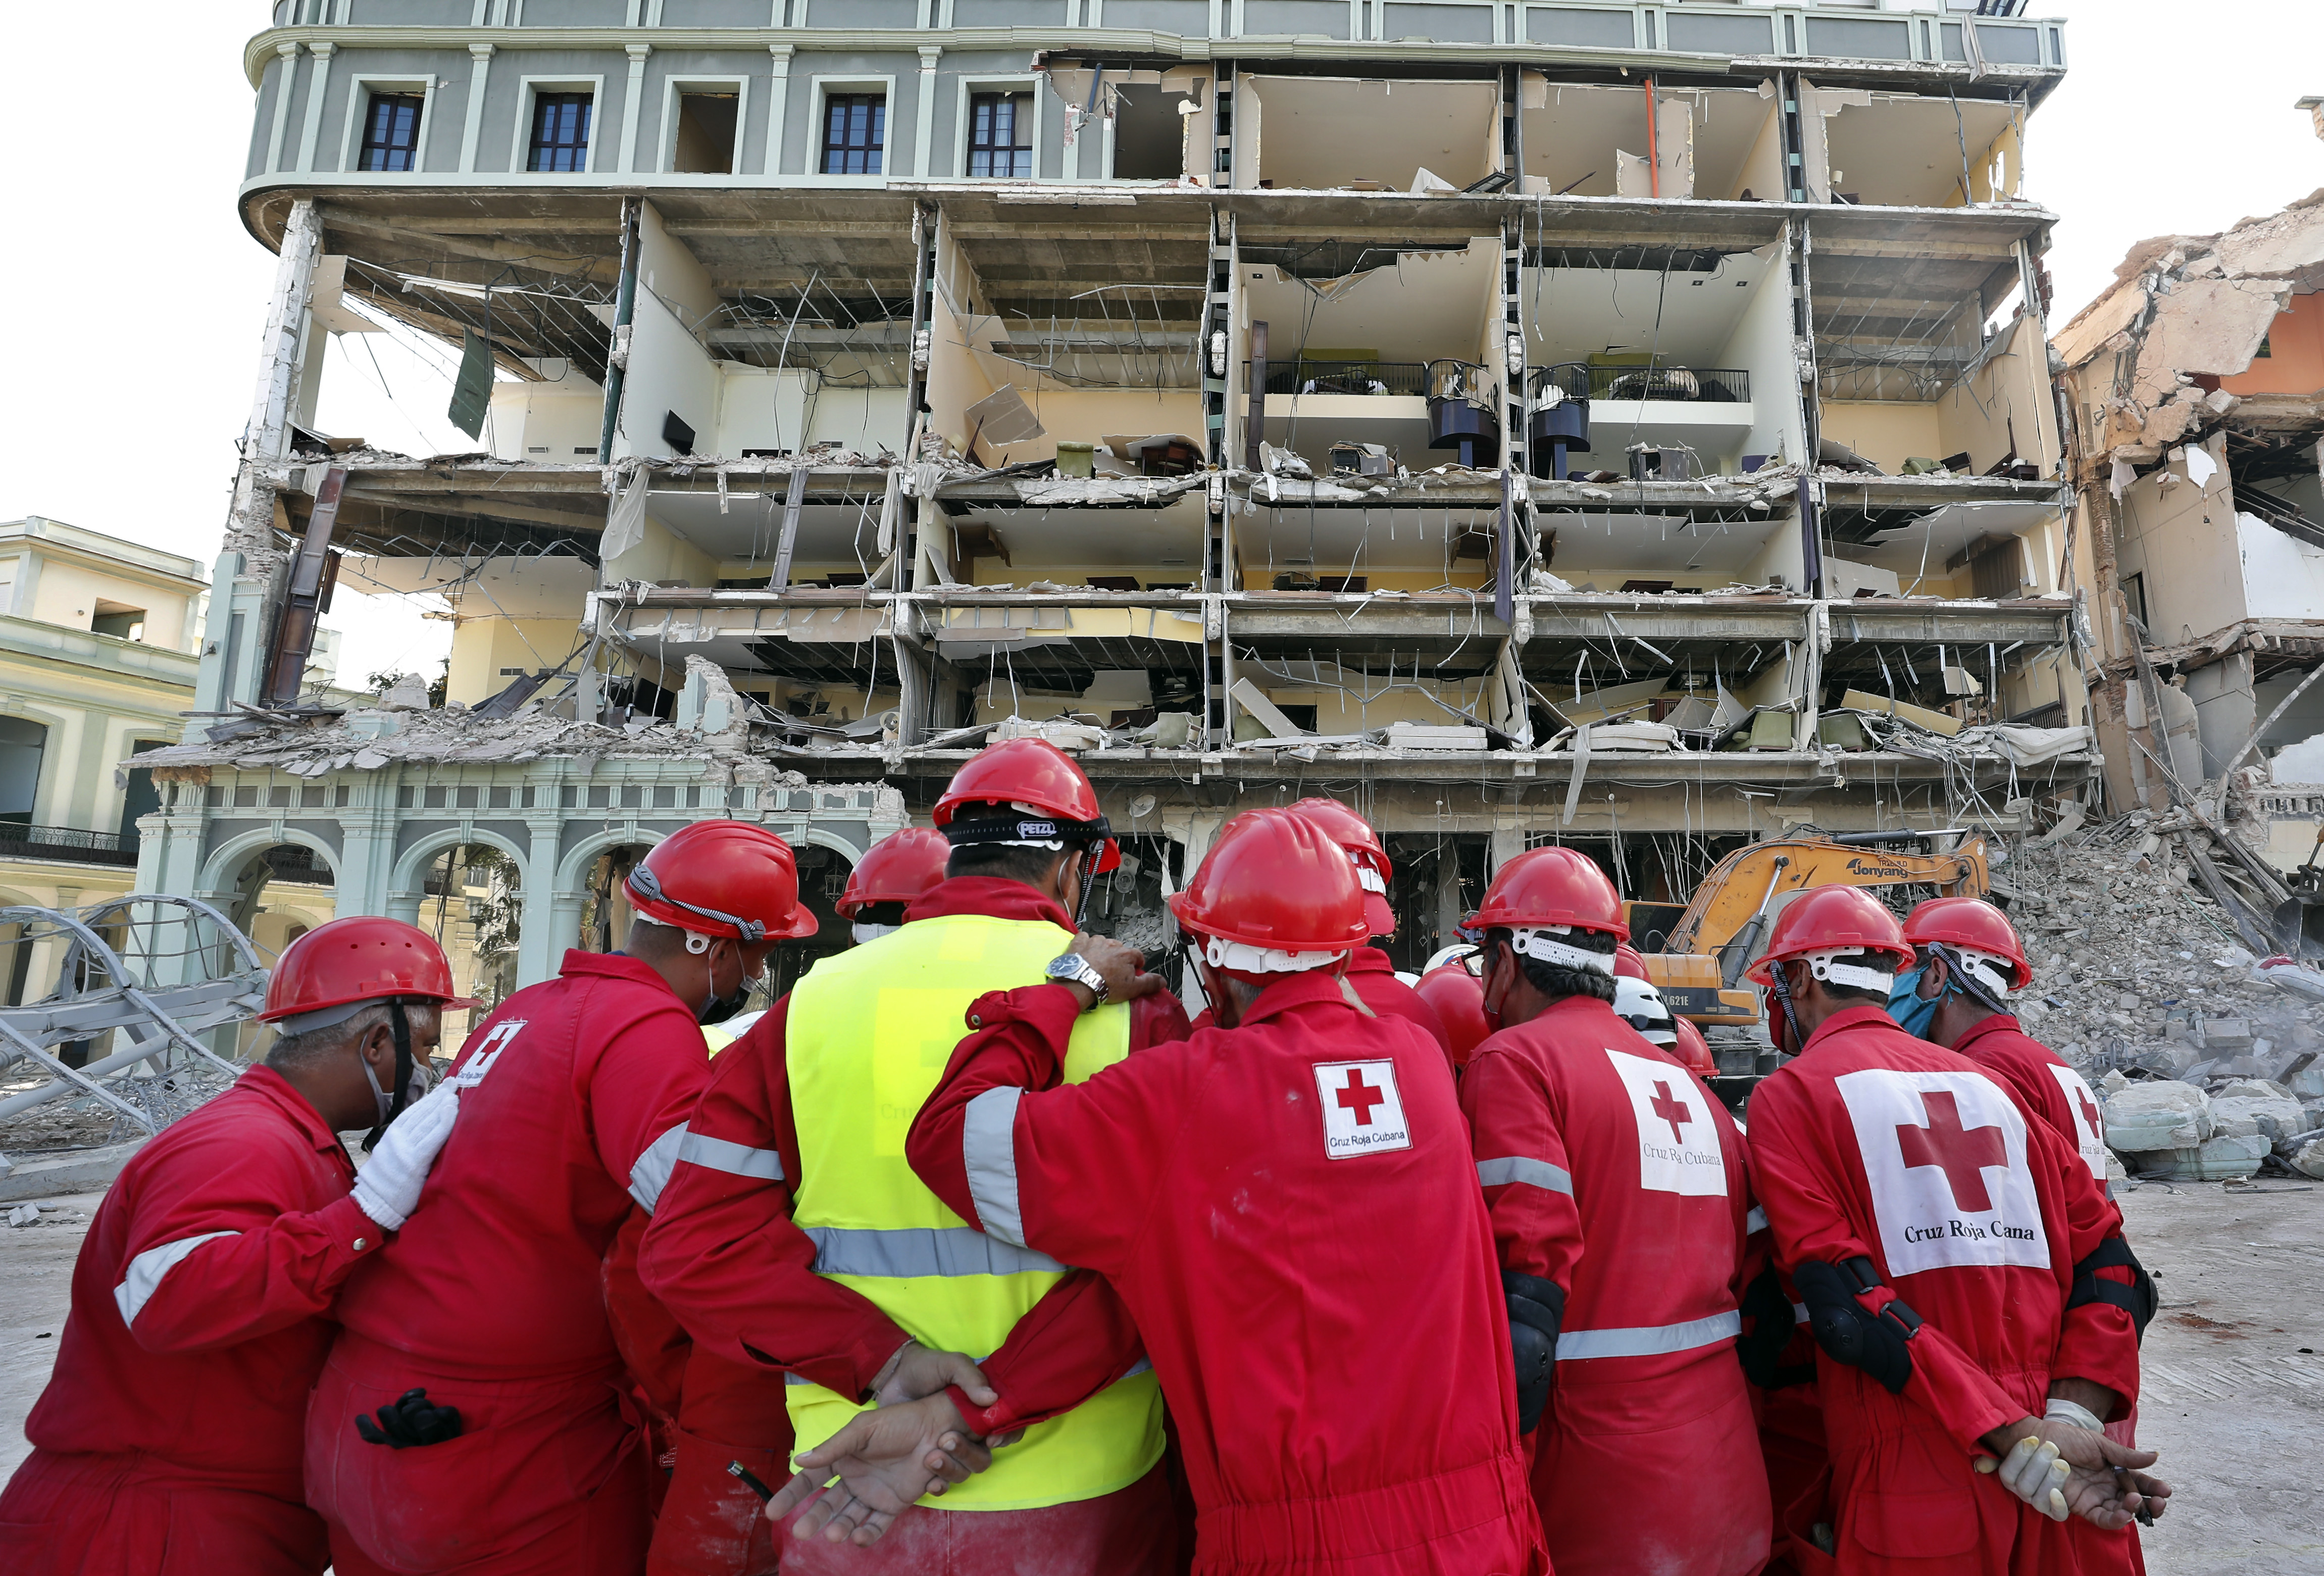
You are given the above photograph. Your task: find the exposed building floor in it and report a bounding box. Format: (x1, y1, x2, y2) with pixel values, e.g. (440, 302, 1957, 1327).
(1, 1183, 2316, 1569)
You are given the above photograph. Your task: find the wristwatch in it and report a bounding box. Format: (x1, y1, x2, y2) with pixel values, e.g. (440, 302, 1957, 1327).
(1045, 952, 1108, 1007)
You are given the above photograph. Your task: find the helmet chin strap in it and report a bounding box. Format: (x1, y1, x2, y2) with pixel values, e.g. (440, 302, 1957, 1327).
(1766, 960, 1808, 1057)
(362, 1001, 416, 1153)
(1927, 940, 2011, 1019)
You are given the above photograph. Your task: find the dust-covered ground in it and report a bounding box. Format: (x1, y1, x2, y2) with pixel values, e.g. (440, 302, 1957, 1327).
(1, 1180, 2317, 1571)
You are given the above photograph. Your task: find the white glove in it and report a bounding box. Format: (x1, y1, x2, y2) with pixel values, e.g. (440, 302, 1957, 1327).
(1980, 1433, 2072, 1521)
(352, 1079, 461, 1230)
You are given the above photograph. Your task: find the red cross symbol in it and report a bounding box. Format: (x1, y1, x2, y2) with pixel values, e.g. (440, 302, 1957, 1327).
(1649, 1081, 1694, 1147)
(1894, 1090, 2008, 1212)
(1337, 1068, 1386, 1126)
(2073, 1084, 2102, 1143)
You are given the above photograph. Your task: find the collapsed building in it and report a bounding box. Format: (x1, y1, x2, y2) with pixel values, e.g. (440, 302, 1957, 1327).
(2054, 175, 2324, 880)
(137, 0, 2100, 1046)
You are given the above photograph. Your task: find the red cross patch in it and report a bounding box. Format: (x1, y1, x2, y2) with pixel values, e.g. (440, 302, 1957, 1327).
(1604, 1047, 1727, 1196)
(2044, 1063, 2112, 1183)
(1313, 1060, 1411, 1160)
(1835, 1068, 2048, 1274)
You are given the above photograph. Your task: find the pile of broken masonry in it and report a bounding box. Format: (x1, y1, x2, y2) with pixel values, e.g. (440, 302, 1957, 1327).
(2000, 818, 2324, 1184)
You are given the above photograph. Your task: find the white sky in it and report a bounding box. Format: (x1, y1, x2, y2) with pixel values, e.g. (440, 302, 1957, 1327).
(0, 3, 2316, 685)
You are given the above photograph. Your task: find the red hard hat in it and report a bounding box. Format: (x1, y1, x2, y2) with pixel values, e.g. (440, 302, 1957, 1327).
(1168, 808, 1370, 956)
(1466, 847, 1629, 940)
(1903, 896, 2031, 990)
(1613, 943, 1649, 980)
(1416, 961, 1492, 1067)
(1287, 797, 1395, 937)
(835, 827, 952, 919)
(1671, 1015, 1716, 1078)
(261, 915, 478, 1023)
(932, 737, 1120, 874)
(1745, 885, 1912, 984)
(626, 821, 819, 943)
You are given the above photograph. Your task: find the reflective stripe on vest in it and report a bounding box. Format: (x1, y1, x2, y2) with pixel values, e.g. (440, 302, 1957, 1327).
(784, 911, 1165, 1511)
(1556, 1309, 1743, 1361)
(1477, 1155, 1574, 1194)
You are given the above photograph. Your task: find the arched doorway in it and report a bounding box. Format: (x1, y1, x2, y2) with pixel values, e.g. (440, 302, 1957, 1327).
(413, 843, 521, 1059)
(222, 842, 337, 1056)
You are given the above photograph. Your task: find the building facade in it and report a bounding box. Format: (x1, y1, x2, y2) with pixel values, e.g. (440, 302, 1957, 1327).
(2052, 164, 2324, 872)
(137, 0, 2095, 1043)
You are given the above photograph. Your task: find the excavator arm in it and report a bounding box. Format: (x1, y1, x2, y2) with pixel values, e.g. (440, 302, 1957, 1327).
(1633, 832, 1988, 1028)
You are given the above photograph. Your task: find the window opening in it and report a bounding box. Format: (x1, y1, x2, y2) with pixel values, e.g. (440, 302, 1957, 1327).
(968, 92, 1033, 178)
(529, 92, 593, 172)
(822, 93, 886, 175)
(360, 91, 424, 171)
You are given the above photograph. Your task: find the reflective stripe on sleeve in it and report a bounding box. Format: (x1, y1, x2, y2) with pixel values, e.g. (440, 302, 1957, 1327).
(803, 1224, 1067, 1278)
(675, 1128, 786, 1183)
(628, 1122, 689, 1213)
(962, 1086, 1029, 1247)
(1747, 1206, 1769, 1235)
(113, 1231, 241, 1327)
(1556, 1310, 1743, 1361)
(1475, 1156, 1574, 1195)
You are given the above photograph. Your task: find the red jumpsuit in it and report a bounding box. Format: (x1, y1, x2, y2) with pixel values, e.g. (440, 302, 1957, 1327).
(1747, 1005, 2141, 1576)
(0, 1066, 376, 1575)
(1950, 1014, 2145, 1576)
(1462, 995, 1770, 1576)
(639, 877, 1191, 1575)
(307, 951, 714, 1576)
(908, 970, 1547, 1576)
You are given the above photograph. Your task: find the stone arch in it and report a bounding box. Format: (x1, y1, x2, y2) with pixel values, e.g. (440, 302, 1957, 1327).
(388, 825, 531, 897)
(198, 825, 340, 895)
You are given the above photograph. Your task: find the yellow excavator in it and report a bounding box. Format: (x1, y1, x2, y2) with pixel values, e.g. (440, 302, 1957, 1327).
(1626, 831, 1991, 1084)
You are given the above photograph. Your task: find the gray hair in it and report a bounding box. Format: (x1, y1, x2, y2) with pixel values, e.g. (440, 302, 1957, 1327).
(266, 1000, 438, 1071)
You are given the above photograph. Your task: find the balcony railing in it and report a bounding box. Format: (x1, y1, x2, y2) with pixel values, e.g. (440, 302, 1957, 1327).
(1250, 361, 1428, 398)
(1531, 363, 1752, 404)
(0, 823, 140, 868)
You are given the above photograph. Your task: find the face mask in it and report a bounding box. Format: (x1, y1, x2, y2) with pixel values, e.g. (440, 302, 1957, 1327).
(361, 1053, 396, 1126)
(1887, 966, 1942, 1040)
(851, 921, 899, 945)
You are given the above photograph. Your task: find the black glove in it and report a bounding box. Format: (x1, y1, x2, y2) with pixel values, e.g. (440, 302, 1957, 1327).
(1503, 1270, 1565, 1435)
(355, 1388, 465, 1449)
(1735, 1266, 1815, 1390)
(1792, 1259, 1915, 1396)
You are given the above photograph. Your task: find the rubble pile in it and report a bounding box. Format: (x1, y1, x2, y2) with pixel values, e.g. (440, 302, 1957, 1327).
(2000, 822, 2324, 1181)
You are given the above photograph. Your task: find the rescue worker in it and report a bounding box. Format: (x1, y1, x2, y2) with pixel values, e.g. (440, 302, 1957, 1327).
(305, 821, 991, 1576)
(1284, 796, 1451, 1060)
(641, 737, 1187, 1572)
(885, 806, 1546, 1574)
(1742, 886, 2164, 1573)
(0, 917, 467, 1575)
(834, 825, 952, 944)
(1460, 847, 1769, 1576)
(1892, 896, 2163, 1572)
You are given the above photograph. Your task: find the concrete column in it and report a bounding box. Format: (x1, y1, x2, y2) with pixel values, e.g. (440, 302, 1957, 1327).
(619, 44, 652, 173)
(914, 47, 941, 178)
(766, 45, 793, 176)
(295, 42, 336, 172)
(266, 44, 302, 175)
(516, 815, 564, 986)
(244, 199, 323, 463)
(460, 43, 495, 172)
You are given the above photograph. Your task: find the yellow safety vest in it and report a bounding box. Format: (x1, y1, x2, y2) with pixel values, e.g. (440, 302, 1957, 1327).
(784, 912, 1166, 1510)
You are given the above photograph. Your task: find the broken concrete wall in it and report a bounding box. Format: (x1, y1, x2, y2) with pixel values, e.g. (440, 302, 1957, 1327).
(2113, 443, 2245, 644)
(2055, 189, 2324, 467)
(1937, 311, 2061, 477)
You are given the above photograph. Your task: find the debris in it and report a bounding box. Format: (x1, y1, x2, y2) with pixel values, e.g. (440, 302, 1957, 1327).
(7, 1203, 39, 1227)
(2102, 1082, 2210, 1153)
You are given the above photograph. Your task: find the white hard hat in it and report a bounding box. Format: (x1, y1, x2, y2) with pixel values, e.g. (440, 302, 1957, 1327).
(1612, 974, 1677, 1047)
(1426, 943, 1482, 975)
